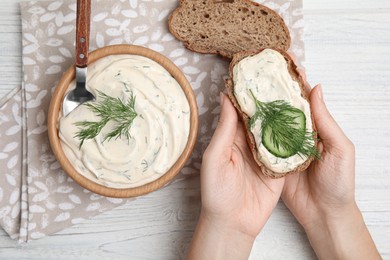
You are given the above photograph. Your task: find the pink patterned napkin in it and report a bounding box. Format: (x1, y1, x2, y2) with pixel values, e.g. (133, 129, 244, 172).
(0, 0, 305, 242)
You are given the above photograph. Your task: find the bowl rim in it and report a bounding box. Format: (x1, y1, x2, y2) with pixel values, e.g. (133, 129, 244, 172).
(48, 44, 198, 198)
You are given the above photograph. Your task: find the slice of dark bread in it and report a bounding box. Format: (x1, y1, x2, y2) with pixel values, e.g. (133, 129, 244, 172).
(168, 0, 291, 59)
(226, 48, 317, 178)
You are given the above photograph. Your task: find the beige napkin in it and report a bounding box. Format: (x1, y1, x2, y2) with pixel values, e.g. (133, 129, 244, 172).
(0, 0, 305, 242)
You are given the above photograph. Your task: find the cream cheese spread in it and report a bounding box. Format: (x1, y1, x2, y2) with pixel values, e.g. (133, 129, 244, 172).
(59, 55, 190, 188)
(233, 49, 312, 173)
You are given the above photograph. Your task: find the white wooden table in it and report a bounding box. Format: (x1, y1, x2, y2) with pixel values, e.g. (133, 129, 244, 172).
(1, 0, 389, 259)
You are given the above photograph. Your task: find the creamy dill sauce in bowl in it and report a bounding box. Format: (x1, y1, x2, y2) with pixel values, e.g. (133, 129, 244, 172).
(59, 55, 190, 189)
(233, 49, 312, 173)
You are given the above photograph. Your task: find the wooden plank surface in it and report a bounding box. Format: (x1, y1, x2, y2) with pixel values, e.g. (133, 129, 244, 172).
(1, 0, 389, 259)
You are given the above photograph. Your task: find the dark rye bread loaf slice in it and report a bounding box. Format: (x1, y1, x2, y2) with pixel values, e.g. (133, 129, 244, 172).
(168, 0, 291, 59)
(226, 48, 317, 178)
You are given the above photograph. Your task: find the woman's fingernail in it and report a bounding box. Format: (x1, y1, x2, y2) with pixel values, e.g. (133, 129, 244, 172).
(317, 84, 323, 101)
(220, 92, 225, 106)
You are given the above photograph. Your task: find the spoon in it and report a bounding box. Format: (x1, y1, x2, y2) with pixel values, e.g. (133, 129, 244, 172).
(62, 0, 95, 116)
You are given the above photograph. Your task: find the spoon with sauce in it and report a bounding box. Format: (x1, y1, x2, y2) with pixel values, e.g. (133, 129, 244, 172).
(62, 0, 95, 116)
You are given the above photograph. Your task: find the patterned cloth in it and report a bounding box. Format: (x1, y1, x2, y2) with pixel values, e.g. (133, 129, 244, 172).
(0, 0, 305, 242)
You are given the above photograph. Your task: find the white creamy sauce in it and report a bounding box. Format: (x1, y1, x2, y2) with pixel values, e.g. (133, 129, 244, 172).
(233, 49, 312, 173)
(59, 55, 190, 188)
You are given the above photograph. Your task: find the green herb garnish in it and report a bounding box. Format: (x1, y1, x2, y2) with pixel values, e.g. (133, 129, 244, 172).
(74, 90, 137, 148)
(249, 90, 320, 159)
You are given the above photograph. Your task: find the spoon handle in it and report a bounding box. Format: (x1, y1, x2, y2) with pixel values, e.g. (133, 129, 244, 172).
(76, 0, 91, 68)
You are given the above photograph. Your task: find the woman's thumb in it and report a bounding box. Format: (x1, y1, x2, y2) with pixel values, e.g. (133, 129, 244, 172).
(310, 85, 349, 147)
(206, 93, 238, 158)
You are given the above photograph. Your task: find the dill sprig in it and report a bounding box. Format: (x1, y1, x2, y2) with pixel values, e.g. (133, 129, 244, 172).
(249, 90, 320, 159)
(74, 90, 137, 148)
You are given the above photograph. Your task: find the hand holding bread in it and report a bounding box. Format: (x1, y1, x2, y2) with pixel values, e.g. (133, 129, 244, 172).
(187, 93, 285, 259)
(169, 2, 380, 258)
(281, 85, 380, 259)
(190, 85, 380, 260)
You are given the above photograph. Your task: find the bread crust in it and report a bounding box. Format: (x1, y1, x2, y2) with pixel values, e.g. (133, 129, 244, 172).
(168, 0, 291, 59)
(226, 48, 317, 178)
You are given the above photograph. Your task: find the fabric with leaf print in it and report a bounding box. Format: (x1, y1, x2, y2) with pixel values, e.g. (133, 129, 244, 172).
(0, 0, 305, 242)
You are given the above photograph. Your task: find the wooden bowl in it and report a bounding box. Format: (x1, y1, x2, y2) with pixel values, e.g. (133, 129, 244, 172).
(48, 44, 198, 198)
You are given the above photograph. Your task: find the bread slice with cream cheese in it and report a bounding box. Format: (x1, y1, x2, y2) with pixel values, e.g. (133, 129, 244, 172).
(226, 48, 317, 178)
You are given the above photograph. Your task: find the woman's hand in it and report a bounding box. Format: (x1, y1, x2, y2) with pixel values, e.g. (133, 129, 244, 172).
(187, 93, 284, 260)
(282, 85, 380, 259)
